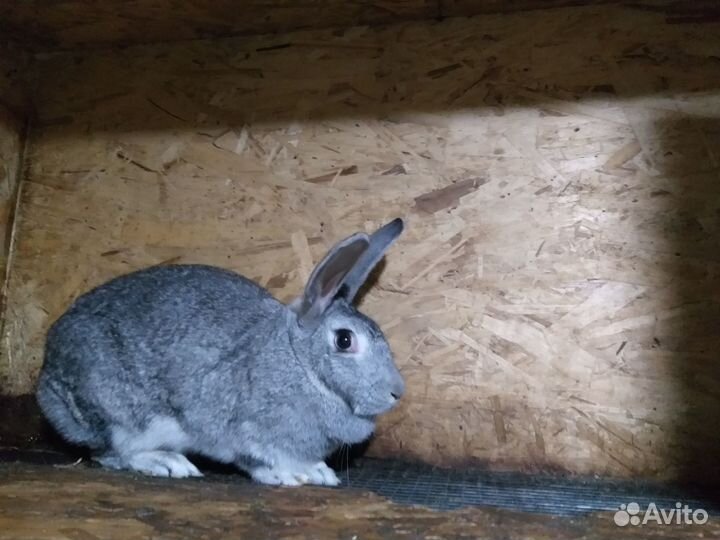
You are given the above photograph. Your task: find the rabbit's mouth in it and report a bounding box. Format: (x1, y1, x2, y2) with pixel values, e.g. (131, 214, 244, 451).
(348, 399, 377, 419)
(353, 399, 395, 418)
(356, 394, 403, 417)
(343, 397, 375, 421)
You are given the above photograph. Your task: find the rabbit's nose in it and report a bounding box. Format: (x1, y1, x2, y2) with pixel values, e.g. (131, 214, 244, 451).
(390, 377, 405, 401)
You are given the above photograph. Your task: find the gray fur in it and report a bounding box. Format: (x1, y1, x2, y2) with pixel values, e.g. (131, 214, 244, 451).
(340, 218, 404, 302)
(36, 219, 405, 486)
(293, 232, 369, 328)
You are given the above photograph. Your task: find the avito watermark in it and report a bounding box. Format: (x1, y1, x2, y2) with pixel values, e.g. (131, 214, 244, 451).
(614, 502, 709, 527)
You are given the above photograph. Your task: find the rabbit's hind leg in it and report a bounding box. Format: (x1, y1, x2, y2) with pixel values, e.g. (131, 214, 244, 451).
(105, 416, 203, 478)
(126, 451, 202, 478)
(95, 450, 202, 478)
(36, 374, 106, 449)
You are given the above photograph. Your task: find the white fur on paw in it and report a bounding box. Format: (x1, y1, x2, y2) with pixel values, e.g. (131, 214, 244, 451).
(250, 462, 339, 487)
(251, 466, 307, 487)
(127, 451, 203, 478)
(94, 454, 124, 470)
(306, 462, 340, 486)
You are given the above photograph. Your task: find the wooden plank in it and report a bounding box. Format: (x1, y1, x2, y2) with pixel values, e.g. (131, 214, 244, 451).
(1, 463, 718, 539)
(441, 0, 614, 17)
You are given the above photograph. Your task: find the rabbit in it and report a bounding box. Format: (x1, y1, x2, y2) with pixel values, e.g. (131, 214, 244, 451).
(36, 218, 406, 486)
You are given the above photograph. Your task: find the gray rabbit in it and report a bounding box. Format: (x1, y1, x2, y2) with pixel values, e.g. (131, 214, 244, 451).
(36, 218, 405, 486)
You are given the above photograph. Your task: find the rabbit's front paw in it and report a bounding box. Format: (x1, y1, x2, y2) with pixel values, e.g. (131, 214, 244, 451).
(250, 461, 339, 487)
(250, 465, 306, 486)
(306, 461, 340, 486)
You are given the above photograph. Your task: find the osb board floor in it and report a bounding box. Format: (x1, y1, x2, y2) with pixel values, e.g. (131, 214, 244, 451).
(2, 463, 719, 540)
(3, 3, 720, 481)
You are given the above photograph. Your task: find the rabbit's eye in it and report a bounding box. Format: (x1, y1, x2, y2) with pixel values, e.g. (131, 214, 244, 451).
(334, 329, 354, 351)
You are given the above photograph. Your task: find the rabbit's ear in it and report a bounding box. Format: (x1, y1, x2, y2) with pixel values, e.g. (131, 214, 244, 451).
(338, 218, 404, 303)
(293, 233, 370, 327)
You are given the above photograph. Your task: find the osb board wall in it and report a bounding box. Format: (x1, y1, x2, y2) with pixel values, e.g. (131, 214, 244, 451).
(4, 4, 720, 481)
(0, 108, 23, 279)
(0, 0, 630, 51)
(0, 42, 29, 339)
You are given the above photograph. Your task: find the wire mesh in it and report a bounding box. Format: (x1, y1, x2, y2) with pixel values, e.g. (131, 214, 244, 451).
(335, 459, 720, 517)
